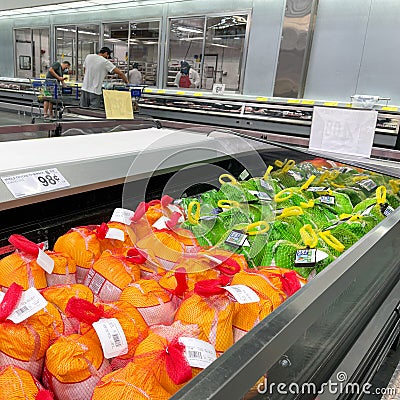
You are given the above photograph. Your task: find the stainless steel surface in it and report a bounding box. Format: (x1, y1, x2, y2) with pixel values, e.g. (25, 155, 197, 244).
(273, 0, 316, 98)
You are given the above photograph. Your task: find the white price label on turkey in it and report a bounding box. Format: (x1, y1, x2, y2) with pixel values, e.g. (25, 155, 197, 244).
(93, 318, 128, 359)
(105, 228, 125, 241)
(6, 287, 48, 324)
(110, 208, 134, 225)
(37, 248, 54, 274)
(1, 168, 70, 198)
(223, 285, 260, 304)
(179, 337, 217, 369)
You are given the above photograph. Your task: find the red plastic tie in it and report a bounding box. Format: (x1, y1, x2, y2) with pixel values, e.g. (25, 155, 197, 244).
(194, 275, 230, 297)
(8, 234, 39, 257)
(278, 270, 301, 296)
(95, 222, 109, 240)
(0, 282, 24, 322)
(213, 256, 241, 276)
(65, 297, 104, 325)
(36, 390, 54, 400)
(126, 247, 147, 264)
(165, 337, 192, 384)
(173, 267, 188, 297)
(161, 195, 174, 208)
(165, 212, 182, 230)
(130, 202, 147, 223)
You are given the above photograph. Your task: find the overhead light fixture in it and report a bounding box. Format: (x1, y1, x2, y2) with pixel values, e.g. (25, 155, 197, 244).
(175, 26, 203, 34)
(211, 43, 230, 48)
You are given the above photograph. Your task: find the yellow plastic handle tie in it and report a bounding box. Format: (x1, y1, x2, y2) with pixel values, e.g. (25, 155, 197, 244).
(328, 170, 340, 181)
(277, 206, 304, 219)
(282, 159, 296, 173)
(263, 165, 274, 180)
(389, 179, 400, 195)
(318, 231, 345, 253)
(300, 199, 315, 209)
(300, 175, 316, 191)
(340, 213, 362, 222)
(352, 175, 371, 183)
(331, 182, 345, 189)
(218, 199, 240, 209)
(243, 221, 270, 235)
(219, 174, 238, 186)
(300, 224, 318, 248)
(274, 160, 285, 168)
(187, 201, 201, 225)
(274, 188, 293, 203)
(315, 171, 330, 185)
(376, 186, 387, 205)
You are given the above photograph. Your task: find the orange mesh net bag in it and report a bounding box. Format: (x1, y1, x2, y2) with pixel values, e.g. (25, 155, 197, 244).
(83, 249, 141, 302)
(257, 267, 306, 296)
(0, 235, 48, 291)
(158, 250, 244, 300)
(43, 333, 111, 400)
(92, 360, 172, 400)
(41, 284, 94, 332)
(229, 270, 289, 342)
(0, 283, 51, 379)
(174, 276, 236, 354)
(0, 365, 54, 400)
(129, 196, 186, 241)
(65, 298, 148, 368)
(120, 279, 177, 326)
(44, 251, 77, 287)
(96, 220, 136, 253)
(132, 321, 211, 395)
(53, 226, 102, 283)
(136, 227, 199, 272)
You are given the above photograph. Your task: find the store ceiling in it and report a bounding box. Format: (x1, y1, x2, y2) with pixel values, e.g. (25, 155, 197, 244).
(0, 0, 83, 11)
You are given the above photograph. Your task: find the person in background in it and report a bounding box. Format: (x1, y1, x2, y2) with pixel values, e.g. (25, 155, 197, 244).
(128, 62, 143, 85)
(80, 46, 129, 109)
(174, 60, 200, 88)
(43, 60, 70, 118)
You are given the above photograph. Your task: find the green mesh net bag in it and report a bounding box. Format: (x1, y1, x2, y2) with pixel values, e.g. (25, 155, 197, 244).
(299, 199, 339, 228)
(217, 221, 270, 268)
(353, 186, 395, 222)
(178, 190, 222, 215)
(218, 174, 259, 203)
(271, 160, 310, 188)
(333, 187, 367, 206)
(312, 190, 353, 215)
(180, 201, 226, 247)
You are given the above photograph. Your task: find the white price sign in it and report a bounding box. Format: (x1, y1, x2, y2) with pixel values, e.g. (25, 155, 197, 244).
(1, 168, 70, 198)
(212, 84, 225, 95)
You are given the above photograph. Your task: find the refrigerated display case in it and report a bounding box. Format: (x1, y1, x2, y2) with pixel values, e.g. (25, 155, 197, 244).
(0, 126, 399, 399)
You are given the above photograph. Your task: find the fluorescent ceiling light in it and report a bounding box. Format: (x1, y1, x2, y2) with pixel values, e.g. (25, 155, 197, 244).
(142, 41, 158, 44)
(176, 26, 203, 34)
(78, 30, 98, 35)
(211, 43, 230, 48)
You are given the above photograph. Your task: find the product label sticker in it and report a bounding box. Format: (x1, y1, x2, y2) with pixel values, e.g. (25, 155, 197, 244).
(307, 186, 329, 192)
(315, 249, 329, 262)
(110, 208, 134, 225)
(223, 285, 260, 304)
(105, 228, 125, 241)
(224, 230, 249, 248)
(7, 287, 48, 324)
(357, 179, 377, 192)
(152, 216, 169, 230)
(85, 269, 106, 296)
(211, 207, 222, 215)
(248, 190, 272, 201)
(199, 215, 218, 221)
(338, 167, 353, 173)
(319, 195, 336, 205)
(36, 248, 55, 274)
(260, 179, 273, 191)
(93, 318, 128, 359)
(361, 204, 375, 216)
(1, 168, 70, 199)
(287, 170, 303, 182)
(179, 337, 217, 369)
(381, 204, 395, 217)
(295, 249, 316, 267)
(238, 169, 250, 180)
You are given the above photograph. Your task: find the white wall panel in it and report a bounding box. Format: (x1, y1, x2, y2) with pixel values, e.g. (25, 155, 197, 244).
(304, 0, 371, 102)
(356, 0, 400, 105)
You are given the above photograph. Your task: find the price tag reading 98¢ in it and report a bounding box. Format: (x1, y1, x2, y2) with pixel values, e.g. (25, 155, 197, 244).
(1, 168, 70, 198)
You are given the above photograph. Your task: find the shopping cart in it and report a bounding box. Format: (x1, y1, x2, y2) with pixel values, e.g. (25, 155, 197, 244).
(30, 78, 65, 123)
(112, 84, 146, 112)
